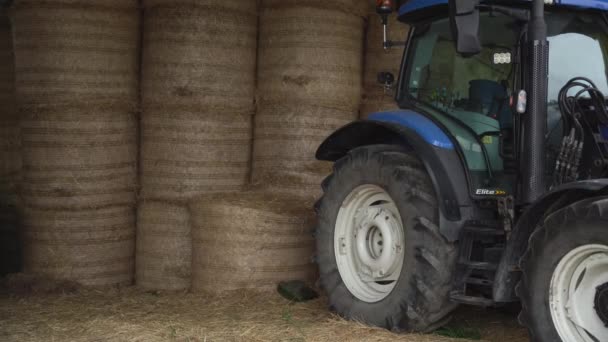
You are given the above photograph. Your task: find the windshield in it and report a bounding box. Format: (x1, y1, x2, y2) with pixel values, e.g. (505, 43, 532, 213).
(547, 12, 608, 142)
(404, 13, 520, 133)
(403, 13, 520, 176)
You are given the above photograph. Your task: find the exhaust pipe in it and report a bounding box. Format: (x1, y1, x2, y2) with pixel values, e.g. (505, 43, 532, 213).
(520, 0, 549, 203)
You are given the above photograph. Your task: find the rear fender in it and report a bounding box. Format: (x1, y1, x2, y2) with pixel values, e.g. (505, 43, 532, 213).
(316, 112, 473, 241)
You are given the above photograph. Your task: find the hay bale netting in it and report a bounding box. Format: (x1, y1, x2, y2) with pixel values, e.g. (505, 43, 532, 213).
(360, 10, 409, 118)
(190, 192, 317, 293)
(0, 206, 22, 276)
(140, 0, 257, 201)
(0, 12, 21, 207)
(252, 0, 367, 197)
(136, 201, 191, 291)
(22, 206, 135, 286)
(20, 103, 137, 209)
(11, 0, 139, 104)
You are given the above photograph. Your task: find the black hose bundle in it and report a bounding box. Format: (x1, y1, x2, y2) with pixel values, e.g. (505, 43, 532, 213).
(552, 77, 608, 187)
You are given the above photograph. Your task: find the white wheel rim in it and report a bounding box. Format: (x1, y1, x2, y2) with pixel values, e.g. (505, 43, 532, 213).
(550, 244, 608, 342)
(334, 184, 404, 303)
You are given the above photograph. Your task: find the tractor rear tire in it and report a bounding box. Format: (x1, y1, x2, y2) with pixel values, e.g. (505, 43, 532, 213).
(518, 196, 608, 342)
(315, 145, 458, 332)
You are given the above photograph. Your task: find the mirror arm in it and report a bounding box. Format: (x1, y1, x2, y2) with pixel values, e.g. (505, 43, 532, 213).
(380, 14, 406, 50)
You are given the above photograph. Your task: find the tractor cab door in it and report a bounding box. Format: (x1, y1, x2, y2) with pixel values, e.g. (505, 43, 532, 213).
(399, 12, 521, 196)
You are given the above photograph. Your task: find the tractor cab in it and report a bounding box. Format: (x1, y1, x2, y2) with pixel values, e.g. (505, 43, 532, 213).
(390, 0, 608, 200)
(314, 1, 608, 341)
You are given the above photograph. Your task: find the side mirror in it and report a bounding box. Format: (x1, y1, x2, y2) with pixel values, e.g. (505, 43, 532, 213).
(449, 0, 482, 56)
(377, 72, 395, 86)
(378, 72, 395, 93)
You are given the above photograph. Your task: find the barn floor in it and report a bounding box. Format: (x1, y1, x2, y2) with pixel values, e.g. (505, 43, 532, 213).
(0, 281, 529, 342)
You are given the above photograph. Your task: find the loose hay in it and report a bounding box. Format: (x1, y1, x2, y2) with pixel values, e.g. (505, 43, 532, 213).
(136, 201, 191, 291)
(0, 287, 526, 341)
(190, 191, 317, 293)
(252, 1, 366, 197)
(361, 10, 410, 118)
(140, 0, 257, 200)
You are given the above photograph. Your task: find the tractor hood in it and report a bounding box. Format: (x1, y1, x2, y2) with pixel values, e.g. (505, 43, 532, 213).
(399, 0, 608, 23)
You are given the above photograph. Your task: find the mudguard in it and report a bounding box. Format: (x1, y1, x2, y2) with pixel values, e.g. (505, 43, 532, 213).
(316, 110, 474, 241)
(493, 179, 608, 302)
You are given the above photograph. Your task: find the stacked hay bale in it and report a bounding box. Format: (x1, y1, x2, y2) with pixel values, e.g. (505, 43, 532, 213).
(12, 0, 139, 286)
(137, 0, 258, 290)
(190, 192, 316, 293)
(360, 7, 409, 118)
(140, 0, 257, 200)
(252, 0, 367, 200)
(136, 202, 190, 291)
(0, 12, 22, 275)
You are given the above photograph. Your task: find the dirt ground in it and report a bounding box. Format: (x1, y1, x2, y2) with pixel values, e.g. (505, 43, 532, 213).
(0, 284, 529, 342)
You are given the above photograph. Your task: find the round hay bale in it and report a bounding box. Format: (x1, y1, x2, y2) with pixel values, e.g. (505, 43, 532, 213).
(250, 165, 331, 201)
(11, 0, 139, 104)
(361, 11, 409, 118)
(252, 103, 352, 190)
(22, 205, 135, 286)
(12, 0, 137, 9)
(190, 191, 317, 293)
(0, 205, 22, 275)
(252, 2, 365, 194)
(136, 201, 191, 291)
(20, 102, 137, 210)
(140, 1, 257, 200)
(142, 0, 256, 13)
(260, 0, 367, 16)
(256, 5, 365, 110)
(140, 108, 252, 201)
(0, 13, 21, 207)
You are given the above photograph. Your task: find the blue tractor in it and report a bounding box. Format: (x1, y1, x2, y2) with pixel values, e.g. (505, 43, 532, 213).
(314, 0, 608, 340)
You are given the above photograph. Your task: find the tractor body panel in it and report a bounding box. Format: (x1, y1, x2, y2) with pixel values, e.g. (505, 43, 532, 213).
(399, 0, 608, 20)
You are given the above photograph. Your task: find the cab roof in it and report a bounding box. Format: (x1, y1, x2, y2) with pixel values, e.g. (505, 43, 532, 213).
(399, 0, 608, 21)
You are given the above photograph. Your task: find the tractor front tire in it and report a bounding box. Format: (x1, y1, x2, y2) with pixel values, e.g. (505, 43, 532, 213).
(518, 196, 608, 342)
(315, 145, 458, 332)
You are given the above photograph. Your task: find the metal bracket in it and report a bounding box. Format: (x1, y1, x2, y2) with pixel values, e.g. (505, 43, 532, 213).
(498, 196, 515, 236)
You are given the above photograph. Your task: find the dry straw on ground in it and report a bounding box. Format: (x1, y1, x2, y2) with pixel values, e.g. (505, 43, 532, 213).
(252, 1, 366, 197)
(190, 191, 317, 293)
(0, 12, 21, 207)
(136, 201, 191, 291)
(140, 0, 257, 201)
(0, 286, 529, 342)
(360, 10, 410, 118)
